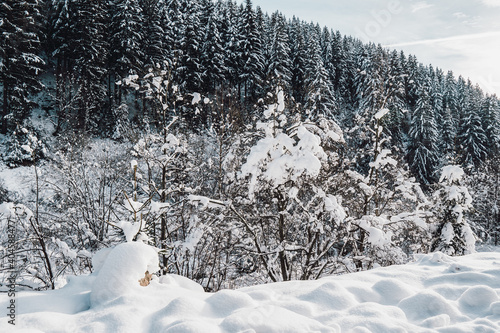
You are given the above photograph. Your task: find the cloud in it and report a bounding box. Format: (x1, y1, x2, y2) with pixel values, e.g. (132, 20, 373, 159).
(480, 0, 500, 7)
(453, 12, 467, 19)
(411, 2, 434, 13)
(384, 31, 500, 47)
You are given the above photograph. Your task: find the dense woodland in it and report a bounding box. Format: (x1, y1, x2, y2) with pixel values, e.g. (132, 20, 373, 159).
(1, 0, 499, 291)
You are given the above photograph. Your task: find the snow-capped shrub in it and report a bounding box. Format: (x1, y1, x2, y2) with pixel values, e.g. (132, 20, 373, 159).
(432, 165, 476, 255)
(3, 126, 45, 167)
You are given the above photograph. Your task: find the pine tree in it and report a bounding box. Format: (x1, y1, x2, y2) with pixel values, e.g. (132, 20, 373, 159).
(289, 18, 307, 105)
(238, 0, 264, 101)
(267, 12, 292, 91)
(109, 0, 144, 79)
(108, 0, 145, 127)
(178, 0, 203, 92)
(432, 165, 475, 255)
(47, 0, 75, 134)
(71, 0, 109, 132)
(384, 49, 406, 146)
(163, 0, 185, 64)
(457, 86, 488, 168)
(0, 0, 44, 133)
(481, 95, 500, 158)
(303, 25, 336, 120)
(406, 67, 440, 185)
(200, 0, 226, 93)
(354, 44, 386, 115)
(330, 30, 347, 100)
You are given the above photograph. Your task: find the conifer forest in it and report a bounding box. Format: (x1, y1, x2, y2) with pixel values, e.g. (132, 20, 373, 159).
(0, 0, 499, 291)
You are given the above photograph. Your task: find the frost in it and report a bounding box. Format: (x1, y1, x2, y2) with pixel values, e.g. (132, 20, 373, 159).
(21, 144, 33, 154)
(441, 222, 454, 246)
(123, 198, 144, 213)
(358, 217, 391, 247)
(358, 182, 373, 196)
(54, 239, 77, 260)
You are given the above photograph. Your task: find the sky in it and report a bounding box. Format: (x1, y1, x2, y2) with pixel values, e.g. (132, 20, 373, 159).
(244, 0, 500, 95)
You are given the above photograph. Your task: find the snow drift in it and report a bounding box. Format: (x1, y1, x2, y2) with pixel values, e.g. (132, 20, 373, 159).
(2, 244, 500, 332)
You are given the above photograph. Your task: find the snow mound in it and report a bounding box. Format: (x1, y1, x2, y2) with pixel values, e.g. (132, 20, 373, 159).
(90, 242, 159, 307)
(3, 250, 500, 332)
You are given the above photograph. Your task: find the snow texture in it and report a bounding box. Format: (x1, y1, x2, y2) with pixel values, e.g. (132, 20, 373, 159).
(3, 245, 500, 332)
(439, 165, 465, 183)
(240, 125, 326, 199)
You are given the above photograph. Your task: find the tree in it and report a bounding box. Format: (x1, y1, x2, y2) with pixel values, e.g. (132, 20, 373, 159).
(303, 25, 336, 120)
(238, 0, 264, 101)
(236, 86, 347, 281)
(141, 0, 167, 66)
(0, 0, 44, 133)
(109, 0, 144, 80)
(178, 0, 203, 92)
(406, 67, 440, 185)
(289, 18, 307, 105)
(267, 12, 292, 91)
(457, 86, 488, 168)
(50, 0, 110, 133)
(432, 165, 475, 255)
(200, 0, 226, 93)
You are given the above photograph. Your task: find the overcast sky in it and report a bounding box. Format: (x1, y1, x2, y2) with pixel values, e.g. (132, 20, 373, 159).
(244, 0, 500, 95)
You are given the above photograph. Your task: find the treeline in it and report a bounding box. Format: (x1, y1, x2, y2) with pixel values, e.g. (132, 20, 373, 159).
(2, 0, 499, 181)
(0, 0, 499, 290)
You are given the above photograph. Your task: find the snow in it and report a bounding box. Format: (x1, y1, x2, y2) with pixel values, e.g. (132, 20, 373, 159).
(439, 165, 465, 183)
(240, 126, 326, 199)
(3, 244, 500, 332)
(0, 164, 35, 199)
(374, 108, 390, 120)
(191, 92, 201, 105)
(369, 149, 397, 169)
(90, 242, 159, 307)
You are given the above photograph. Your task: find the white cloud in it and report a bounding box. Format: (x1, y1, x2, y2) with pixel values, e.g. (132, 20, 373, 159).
(386, 32, 500, 95)
(385, 31, 500, 47)
(480, 0, 500, 7)
(453, 12, 467, 19)
(411, 2, 434, 13)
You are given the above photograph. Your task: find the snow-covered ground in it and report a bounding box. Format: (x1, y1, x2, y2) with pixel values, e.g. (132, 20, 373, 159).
(2, 242, 500, 333)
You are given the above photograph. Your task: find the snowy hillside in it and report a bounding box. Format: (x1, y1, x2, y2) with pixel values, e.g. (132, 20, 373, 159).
(2, 242, 500, 333)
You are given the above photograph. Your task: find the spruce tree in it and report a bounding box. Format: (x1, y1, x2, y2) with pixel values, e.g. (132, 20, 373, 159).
(238, 0, 264, 102)
(71, 0, 109, 132)
(0, 0, 44, 133)
(109, 0, 144, 79)
(289, 18, 307, 106)
(200, 0, 226, 93)
(406, 67, 440, 185)
(457, 87, 488, 168)
(179, 0, 203, 92)
(303, 25, 336, 120)
(267, 12, 292, 91)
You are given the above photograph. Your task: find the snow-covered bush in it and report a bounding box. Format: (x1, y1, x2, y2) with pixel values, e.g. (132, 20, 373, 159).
(431, 165, 476, 255)
(232, 87, 349, 282)
(45, 140, 131, 264)
(3, 126, 46, 167)
(334, 108, 432, 269)
(0, 202, 79, 290)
